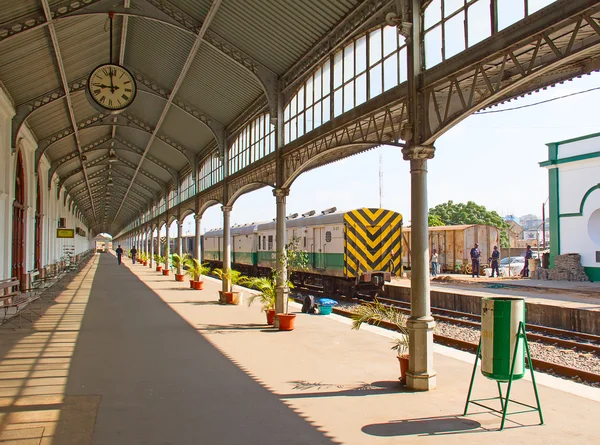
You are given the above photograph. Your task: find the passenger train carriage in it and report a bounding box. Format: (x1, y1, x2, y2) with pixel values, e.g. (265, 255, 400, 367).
(204, 208, 403, 297)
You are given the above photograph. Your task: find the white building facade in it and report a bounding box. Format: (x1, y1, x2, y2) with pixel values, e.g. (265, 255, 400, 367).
(0, 87, 92, 283)
(541, 132, 600, 281)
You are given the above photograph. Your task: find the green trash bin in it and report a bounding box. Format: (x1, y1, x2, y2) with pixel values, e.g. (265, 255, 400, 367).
(481, 297, 526, 381)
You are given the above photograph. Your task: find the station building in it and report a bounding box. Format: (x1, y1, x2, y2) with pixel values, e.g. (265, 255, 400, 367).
(541, 132, 600, 281)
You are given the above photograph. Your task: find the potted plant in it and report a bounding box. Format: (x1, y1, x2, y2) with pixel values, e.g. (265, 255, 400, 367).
(273, 235, 309, 330)
(162, 254, 170, 276)
(351, 299, 410, 384)
(170, 253, 184, 281)
(184, 256, 210, 290)
(140, 252, 148, 266)
(244, 276, 276, 325)
(154, 255, 163, 272)
(213, 268, 245, 304)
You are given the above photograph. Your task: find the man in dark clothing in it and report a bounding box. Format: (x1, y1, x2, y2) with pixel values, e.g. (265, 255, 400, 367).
(521, 245, 533, 277)
(470, 243, 481, 278)
(115, 245, 123, 265)
(130, 246, 137, 264)
(489, 245, 500, 277)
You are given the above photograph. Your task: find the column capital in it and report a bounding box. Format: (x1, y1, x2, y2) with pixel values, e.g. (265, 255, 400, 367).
(401, 145, 435, 161)
(194, 214, 202, 221)
(272, 188, 290, 198)
(221, 205, 232, 213)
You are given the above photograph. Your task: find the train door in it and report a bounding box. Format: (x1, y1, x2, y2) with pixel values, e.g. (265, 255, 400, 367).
(313, 227, 325, 269)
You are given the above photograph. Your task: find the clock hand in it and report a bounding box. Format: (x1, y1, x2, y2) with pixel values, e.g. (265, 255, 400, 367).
(109, 69, 116, 93)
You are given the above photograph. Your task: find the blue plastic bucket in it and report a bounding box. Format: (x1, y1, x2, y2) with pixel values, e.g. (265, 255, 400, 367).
(319, 306, 333, 315)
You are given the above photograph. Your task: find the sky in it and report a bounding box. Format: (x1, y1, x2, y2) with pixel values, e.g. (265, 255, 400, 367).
(164, 72, 600, 237)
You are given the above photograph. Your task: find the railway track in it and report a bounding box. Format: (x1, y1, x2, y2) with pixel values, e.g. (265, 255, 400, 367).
(293, 288, 600, 385)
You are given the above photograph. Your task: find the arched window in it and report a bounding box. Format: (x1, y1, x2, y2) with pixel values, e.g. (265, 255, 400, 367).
(284, 25, 407, 144)
(229, 114, 275, 175)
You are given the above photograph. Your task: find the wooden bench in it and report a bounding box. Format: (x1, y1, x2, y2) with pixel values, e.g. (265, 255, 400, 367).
(0, 277, 31, 329)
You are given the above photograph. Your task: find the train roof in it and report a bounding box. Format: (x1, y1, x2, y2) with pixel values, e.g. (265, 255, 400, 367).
(203, 208, 402, 238)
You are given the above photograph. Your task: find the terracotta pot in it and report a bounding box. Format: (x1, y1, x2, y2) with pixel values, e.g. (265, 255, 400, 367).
(398, 354, 409, 384)
(143, 261, 148, 266)
(175, 273, 185, 282)
(218, 291, 228, 305)
(229, 291, 242, 305)
(162, 269, 170, 276)
(193, 281, 204, 290)
(156, 266, 162, 272)
(277, 313, 296, 331)
(190, 280, 195, 289)
(266, 309, 276, 325)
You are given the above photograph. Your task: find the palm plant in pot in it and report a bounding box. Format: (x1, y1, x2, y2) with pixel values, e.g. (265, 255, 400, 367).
(244, 276, 276, 325)
(351, 299, 410, 384)
(213, 268, 245, 304)
(154, 254, 163, 272)
(170, 253, 184, 281)
(162, 254, 170, 276)
(183, 256, 210, 290)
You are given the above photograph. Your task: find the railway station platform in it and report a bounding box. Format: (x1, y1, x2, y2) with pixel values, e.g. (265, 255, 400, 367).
(0, 252, 599, 445)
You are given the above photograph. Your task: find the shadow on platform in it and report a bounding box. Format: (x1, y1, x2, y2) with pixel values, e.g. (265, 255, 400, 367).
(362, 415, 482, 437)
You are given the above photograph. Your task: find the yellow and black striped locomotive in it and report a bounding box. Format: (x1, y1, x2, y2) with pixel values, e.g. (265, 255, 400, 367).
(204, 207, 403, 297)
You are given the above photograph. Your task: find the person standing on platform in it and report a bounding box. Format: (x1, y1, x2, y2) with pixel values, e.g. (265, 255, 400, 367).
(115, 245, 123, 265)
(489, 245, 500, 277)
(431, 249, 439, 278)
(130, 246, 137, 264)
(521, 245, 533, 277)
(470, 243, 481, 278)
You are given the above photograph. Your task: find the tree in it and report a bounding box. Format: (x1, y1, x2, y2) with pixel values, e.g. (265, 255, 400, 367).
(428, 200, 510, 247)
(428, 213, 445, 227)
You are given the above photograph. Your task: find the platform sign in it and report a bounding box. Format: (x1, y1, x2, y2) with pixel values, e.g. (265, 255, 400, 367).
(481, 297, 525, 381)
(57, 228, 75, 238)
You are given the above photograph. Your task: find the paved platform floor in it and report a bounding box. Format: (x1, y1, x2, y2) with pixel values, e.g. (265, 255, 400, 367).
(1, 252, 599, 444)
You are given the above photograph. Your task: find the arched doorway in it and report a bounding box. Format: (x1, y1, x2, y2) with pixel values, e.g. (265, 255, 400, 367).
(35, 176, 42, 271)
(12, 151, 26, 284)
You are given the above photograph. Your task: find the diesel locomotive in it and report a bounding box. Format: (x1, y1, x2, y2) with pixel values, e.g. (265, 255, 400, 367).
(203, 207, 403, 297)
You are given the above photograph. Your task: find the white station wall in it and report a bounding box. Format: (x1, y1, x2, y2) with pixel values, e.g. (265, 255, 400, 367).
(0, 87, 93, 280)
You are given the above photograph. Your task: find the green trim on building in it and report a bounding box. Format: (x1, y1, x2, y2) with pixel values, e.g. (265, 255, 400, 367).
(560, 183, 600, 218)
(546, 131, 600, 147)
(548, 168, 560, 267)
(546, 142, 558, 162)
(584, 267, 600, 282)
(539, 150, 600, 167)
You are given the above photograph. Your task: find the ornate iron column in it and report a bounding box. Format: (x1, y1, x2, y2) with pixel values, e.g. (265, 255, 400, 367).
(273, 187, 289, 320)
(177, 219, 183, 259)
(195, 214, 202, 263)
(222, 205, 232, 293)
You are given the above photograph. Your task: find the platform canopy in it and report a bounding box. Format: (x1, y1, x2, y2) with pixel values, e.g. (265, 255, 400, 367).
(1, 0, 377, 234)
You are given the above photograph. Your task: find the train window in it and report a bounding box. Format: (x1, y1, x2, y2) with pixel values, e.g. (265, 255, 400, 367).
(268, 235, 273, 250)
(325, 231, 332, 242)
(263, 236, 266, 250)
(303, 236, 306, 247)
(258, 236, 261, 250)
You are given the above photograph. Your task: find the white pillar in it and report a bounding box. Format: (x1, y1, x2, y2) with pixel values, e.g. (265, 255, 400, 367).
(195, 214, 202, 263)
(273, 188, 289, 318)
(402, 146, 436, 390)
(222, 205, 231, 293)
(150, 229, 154, 267)
(165, 225, 170, 268)
(177, 220, 183, 259)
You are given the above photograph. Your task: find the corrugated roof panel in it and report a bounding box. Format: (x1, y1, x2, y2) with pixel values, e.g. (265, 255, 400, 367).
(0, 26, 62, 105)
(79, 126, 112, 147)
(169, 0, 212, 22)
(178, 44, 263, 123)
(210, 0, 359, 73)
(26, 99, 69, 141)
(56, 14, 121, 82)
(0, 0, 39, 25)
(138, 158, 171, 184)
(148, 139, 189, 171)
(159, 106, 214, 154)
(71, 91, 104, 121)
(125, 17, 194, 91)
(125, 92, 166, 129)
(115, 127, 151, 149)
(46, 136, 76, 162)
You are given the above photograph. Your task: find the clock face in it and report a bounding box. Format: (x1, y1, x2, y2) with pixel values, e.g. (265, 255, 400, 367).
(87, 64, 137, 111)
